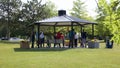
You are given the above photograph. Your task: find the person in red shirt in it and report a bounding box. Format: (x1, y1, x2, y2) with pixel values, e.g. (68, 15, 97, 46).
(54, 31, 61, 48)
(56, 31, 61, 39)
(61, 33, 64, 39)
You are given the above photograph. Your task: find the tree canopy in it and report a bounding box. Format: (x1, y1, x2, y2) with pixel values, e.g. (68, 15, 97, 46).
(96, 0, 120, 44)
(70, 0, 94, 37)
(0, 0, 57, 38)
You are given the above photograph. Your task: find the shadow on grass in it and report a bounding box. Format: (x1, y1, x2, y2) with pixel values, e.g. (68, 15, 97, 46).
(14, 47, 71, 52)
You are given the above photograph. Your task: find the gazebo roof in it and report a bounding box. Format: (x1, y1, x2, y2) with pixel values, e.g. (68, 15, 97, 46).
(35, 10, 97, 26)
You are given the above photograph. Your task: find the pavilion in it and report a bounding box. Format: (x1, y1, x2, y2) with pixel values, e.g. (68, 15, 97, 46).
(33, 10, 97, 48)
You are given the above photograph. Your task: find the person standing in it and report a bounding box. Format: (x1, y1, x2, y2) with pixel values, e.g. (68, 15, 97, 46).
(31, 31, 35, 48)
(54, 31, 61, 48)
(61, 33, 65, 48)
(69, 29, 75, 48)
(74, 32, 78, 47)
(56, 31, 61, 39)
(81, 30, 87, 48)
(40, 32, 45, 47)
(36, 32, 39, 48)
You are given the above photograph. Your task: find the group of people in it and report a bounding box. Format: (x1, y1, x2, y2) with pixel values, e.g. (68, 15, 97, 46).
(54, 31, 64, 48)
(67, 29, 87, 48)
(54, 31, 64, 40)
(68, 29, 77, 48)
(31, 29, 87, 48)
(31, 31, 45, 48)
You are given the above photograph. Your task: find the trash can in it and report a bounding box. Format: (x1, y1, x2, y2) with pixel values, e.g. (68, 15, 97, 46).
(20, 41, 30, 48)
(88, 41, 99, 48)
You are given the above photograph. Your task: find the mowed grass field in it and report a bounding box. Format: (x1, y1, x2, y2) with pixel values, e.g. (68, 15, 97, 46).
(0, 41, 120, 68)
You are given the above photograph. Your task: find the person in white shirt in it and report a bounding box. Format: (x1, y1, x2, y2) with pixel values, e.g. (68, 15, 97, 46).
(74, 32, 78, 47)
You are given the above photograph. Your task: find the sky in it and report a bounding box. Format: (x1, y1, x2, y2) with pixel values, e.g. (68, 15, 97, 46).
(21, 0, 98, 18)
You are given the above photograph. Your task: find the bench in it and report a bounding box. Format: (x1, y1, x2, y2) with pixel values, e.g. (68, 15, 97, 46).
(46, 39, 63, 48)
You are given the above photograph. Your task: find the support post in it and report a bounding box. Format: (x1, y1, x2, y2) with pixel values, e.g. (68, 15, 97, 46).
(31, 25, 35, 48)
(53, 25, 56, 47)
(92, 24, 94, 38)
(81, 26, 83, 36)
(37, 24, 40, 48)
(80, 25, 83, 46)
(71, 22, 74, 48)
(54, 26, 56, 34)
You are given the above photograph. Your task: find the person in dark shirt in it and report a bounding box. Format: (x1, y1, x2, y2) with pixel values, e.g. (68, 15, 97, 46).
(31, 31, 35, 48)
(40, 32, 45, 47)
(81, 30, 87, 48)
(69, 29, 75, 48)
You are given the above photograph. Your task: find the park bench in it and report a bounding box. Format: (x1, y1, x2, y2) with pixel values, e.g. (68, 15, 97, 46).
(46, 39, 63, 48)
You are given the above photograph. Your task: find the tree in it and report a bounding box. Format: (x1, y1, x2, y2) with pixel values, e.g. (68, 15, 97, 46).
(0, 0, 57, 38)
(21, 0, 46, 34)
(70, 0, 95, 37)
(0, 0, 22, 38)
(20, 0, 57, 36)
(42, 0, 57, 18)
(96, 0, 120, 44)
(37, 0, 57, 34)
(70, 0, 88, 19)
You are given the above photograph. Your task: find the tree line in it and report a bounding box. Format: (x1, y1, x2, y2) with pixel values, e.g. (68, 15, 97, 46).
(0, 0, 120, 44)
(0, 0, 57, 39)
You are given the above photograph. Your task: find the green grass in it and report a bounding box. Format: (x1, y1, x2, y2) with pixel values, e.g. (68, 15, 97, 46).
(0, 42, 120, 68)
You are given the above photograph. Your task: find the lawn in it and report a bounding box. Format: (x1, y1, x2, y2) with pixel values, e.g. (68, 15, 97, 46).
(0, 42, 120, 68)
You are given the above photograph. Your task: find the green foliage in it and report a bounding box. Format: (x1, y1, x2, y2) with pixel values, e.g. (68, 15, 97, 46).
(38, 0, 57, 34)
(20, 0, 47, 37)
(44, 0, 57, 17)
(0, 0, 22, 38)
(19, 0, 57, 37)
(70, 0, 95, 36)
(0, 0, 57, 38)
(70, 0, 88, 19)
(96, 0, 120, 44)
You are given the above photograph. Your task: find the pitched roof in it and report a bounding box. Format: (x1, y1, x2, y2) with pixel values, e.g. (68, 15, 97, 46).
(35, 15, 96, 26)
